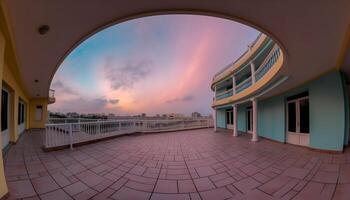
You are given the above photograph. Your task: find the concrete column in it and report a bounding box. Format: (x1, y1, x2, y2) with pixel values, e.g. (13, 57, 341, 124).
(232, 76, 236, 95)
(250, 62, 256, 84)
(252, 98, 259, 142)
(212, 108, 217, 132)
(233, 104, 238, 137)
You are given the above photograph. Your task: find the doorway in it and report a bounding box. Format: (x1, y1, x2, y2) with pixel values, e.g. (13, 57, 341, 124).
(18, 100, 26, 135)
(246, 107, 252, 133)
(226, 109, 233, 129)
(286, 94, 309, 146)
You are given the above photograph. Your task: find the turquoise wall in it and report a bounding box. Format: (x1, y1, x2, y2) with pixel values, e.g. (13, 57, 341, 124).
(214, 71, 347, 151)
(237, 106, 247, 132)
(341, 73, 349, 146)
(216, 109, 226, 128)
(256, 71, 346, 151)
(308, 72, 345, 151)
(258, 95, 285, 142)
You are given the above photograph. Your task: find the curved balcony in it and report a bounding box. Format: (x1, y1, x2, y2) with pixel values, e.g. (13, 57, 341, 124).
(212, 35, 284, 107)
(48, 89, 56, 104)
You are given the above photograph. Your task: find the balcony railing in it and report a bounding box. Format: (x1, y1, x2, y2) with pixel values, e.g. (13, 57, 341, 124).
(49, 89, 55, 98)
(49, 89, 55, 103)
(214, 44, 281, 100)
(43, 119, 213, 150)
(48, 118, 104, 124)
(216, 89, 233, 100)
(255, 45, 281, 81)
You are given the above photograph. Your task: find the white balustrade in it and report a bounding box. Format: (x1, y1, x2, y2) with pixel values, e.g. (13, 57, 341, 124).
(43, 119, 213, 149)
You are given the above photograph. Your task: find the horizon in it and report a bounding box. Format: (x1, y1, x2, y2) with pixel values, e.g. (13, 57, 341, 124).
(49, 15, 259, 116)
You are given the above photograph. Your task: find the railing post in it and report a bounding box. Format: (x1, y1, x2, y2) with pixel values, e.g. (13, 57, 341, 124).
(69, 124, 73, 150)
(98, 121, 101, 134)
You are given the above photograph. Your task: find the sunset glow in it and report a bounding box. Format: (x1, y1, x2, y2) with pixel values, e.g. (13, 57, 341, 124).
(49, 15, 259, 116)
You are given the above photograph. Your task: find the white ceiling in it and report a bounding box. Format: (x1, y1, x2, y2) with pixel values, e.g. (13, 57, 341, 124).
(1, 0, 350, 98)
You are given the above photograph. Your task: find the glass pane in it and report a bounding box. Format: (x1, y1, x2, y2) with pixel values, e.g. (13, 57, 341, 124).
(230, 111, 233, 124)
(1, 90, 8, 131)
(299, 99, 309, 133)
(288, 102, 296, 132)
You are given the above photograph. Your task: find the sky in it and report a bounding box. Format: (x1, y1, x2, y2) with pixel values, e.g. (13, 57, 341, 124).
(49, 15, 259, 116)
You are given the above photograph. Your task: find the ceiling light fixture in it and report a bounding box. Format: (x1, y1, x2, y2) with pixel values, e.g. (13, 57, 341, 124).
(38, 25, 50, 35)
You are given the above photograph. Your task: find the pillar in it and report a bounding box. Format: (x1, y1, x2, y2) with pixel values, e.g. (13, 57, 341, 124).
(250, 62, 256, 84)
(232, 76, 236, 95)
(252, 98, 259, 142)
(233, 104, 238, 137)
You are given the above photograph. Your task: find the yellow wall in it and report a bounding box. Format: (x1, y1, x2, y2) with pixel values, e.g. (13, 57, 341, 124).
(3, 62, 30, 142)
(0, 29, 9, 198)
(29, 98, 48, 129)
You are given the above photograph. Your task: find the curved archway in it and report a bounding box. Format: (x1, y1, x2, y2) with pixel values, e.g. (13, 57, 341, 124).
(48, 11, 288, 92)
(49, 14, 284, 115)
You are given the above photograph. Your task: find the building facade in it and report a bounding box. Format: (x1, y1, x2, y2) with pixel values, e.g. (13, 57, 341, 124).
(212, 34, 349, 152)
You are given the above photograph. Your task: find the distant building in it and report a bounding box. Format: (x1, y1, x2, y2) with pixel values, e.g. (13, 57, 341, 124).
(191, 112, 201, 118)
(167, 113, 185, 119)
(107, 113, 116, 119)
(66, 112, 79, 118)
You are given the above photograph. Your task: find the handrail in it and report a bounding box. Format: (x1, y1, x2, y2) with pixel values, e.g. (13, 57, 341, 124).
(216, 89, 233, 100)
(236, 76, 252, 93)
(212, 43, 282, 100)
(43, 119, 214, 150)
(216, 88, 233, 97)
(255, 45, 281, 81)
(213, 38, 274, 87)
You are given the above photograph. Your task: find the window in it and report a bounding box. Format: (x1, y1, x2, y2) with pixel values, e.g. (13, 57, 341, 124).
(1, 90, 8, 131)
(18, 101, 25, 125)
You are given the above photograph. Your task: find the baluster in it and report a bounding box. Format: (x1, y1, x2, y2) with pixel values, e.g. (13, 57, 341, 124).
(69, 124, 73, 150)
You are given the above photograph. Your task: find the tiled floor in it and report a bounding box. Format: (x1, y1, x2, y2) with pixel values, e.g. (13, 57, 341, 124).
(4, 129, 350, 200)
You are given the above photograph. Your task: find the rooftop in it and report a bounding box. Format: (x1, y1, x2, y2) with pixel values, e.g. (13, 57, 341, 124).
(4, 129, 350, 200)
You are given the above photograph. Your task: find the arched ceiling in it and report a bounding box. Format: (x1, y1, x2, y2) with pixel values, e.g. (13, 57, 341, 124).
(1, 0, 350, 98)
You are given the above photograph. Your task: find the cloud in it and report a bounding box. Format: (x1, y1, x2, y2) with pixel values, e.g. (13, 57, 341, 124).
(166, 95, 195, 104)
(50, 97, 121, 114)
(104, 57, 153, 90)
(93, 98, 109, 107)
(51, 80, 76, 95)
(109, 99, 119, 104)
(182, 95, 194, 101)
